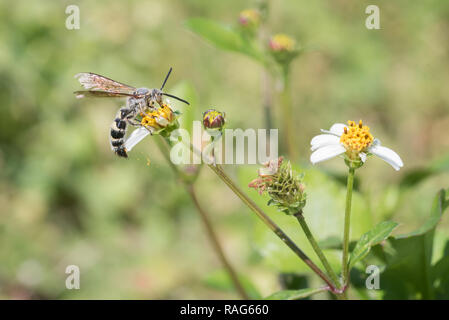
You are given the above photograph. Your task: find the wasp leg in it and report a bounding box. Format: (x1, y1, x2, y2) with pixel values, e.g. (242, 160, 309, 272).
(126, 118, 154, 136)
(126, 118, 143, 127)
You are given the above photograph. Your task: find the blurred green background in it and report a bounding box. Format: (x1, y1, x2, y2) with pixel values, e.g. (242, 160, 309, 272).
(0, 0, 448, 299)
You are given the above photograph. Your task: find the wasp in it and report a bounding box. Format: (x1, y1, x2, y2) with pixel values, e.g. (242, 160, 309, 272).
(74, 68, 189, 158)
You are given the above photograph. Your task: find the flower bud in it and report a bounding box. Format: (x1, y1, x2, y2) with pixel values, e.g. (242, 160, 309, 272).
(202, 109, 226, 130)
(239, 9, 261, 28)
(268, 33, 300, 66)
(249, 157, 306, 215)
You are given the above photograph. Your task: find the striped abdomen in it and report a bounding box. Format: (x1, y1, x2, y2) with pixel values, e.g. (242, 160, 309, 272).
(110, 112, 128, 158)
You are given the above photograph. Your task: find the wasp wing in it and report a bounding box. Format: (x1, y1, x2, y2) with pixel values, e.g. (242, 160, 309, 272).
(124, 127, 152, 152)
(74, 72, 137, 97)
(74, 90, 135, 99)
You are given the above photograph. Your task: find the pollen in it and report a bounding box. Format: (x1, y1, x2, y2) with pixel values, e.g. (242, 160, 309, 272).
(158, 103, 174, 122)
(206, 110, 221, 125)
(340, 120, 373, 153)
(141, 103, 174, 129)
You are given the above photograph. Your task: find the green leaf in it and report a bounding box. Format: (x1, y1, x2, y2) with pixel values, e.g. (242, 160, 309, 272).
(279, 273, 309, 290)
(376, 189, 449, 299)
(349, 221, 398, 270)
(265, 287, 328, 300)
(238, 165, 373, 274)
(202, 269, 262, 299)
(432, 240, 449, 299)
(185, 18, 264, 62)
(396, 190, 448, 238)
(399, 168, 433, 189)
(318, 236, 342, 250)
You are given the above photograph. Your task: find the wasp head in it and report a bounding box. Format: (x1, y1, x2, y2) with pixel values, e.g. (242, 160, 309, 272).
(146, 89, 163, 108)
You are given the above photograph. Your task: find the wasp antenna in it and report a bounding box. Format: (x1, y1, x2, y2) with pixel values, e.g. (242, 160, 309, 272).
(162, 93, 190, 105)
(160, 67, 173, 90)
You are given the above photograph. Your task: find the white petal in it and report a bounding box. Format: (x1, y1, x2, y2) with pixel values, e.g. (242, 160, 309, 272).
(310, 144, 346, 165)
(310, 134, 341, 151)
(359, 152, 367, 163)
(320, 123, 347, 137)
(368, 144, 403, 171)
(124, 127, 151, 152)
(371, 138, 381, 147)
(155, 116, 169, 126)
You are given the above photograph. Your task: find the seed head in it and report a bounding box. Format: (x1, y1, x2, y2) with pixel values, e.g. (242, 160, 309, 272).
(249, 157, 306, 215)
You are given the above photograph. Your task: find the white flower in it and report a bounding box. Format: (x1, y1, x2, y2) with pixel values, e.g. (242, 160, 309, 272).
(310, 121, 404, 171)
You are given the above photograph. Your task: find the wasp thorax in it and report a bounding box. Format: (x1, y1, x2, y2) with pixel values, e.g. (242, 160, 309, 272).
(135, 87, 150, 96)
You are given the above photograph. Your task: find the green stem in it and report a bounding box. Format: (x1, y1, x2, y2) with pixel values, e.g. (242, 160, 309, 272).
(342, 166, 355, 288)
(208, 164, 340, 294)
(176, 138, 342, 297)
(279, 65, 297, 161)
(156, 137, 250, 300)
(294, 210, 341, 289)
(186, 184, 250, 300)
(258, 1, 274, 133)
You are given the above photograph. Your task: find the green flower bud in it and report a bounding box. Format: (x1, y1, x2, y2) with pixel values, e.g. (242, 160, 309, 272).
(238, 9, 261, 38)
(268, 33, 300, 66)
(239, 9, 261, 28)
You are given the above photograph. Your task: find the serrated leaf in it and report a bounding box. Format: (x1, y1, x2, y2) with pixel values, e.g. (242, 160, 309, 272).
(265, 287, 328, 300)
(349, 221, 398, 270)
(185, 18, 264, 63)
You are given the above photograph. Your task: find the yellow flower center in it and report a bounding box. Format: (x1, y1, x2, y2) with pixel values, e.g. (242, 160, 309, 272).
(204, 110, 221, 125)
(340, 120, 373, 154)
(158, 103, 174, 122)
(141, 103, 174, 129)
